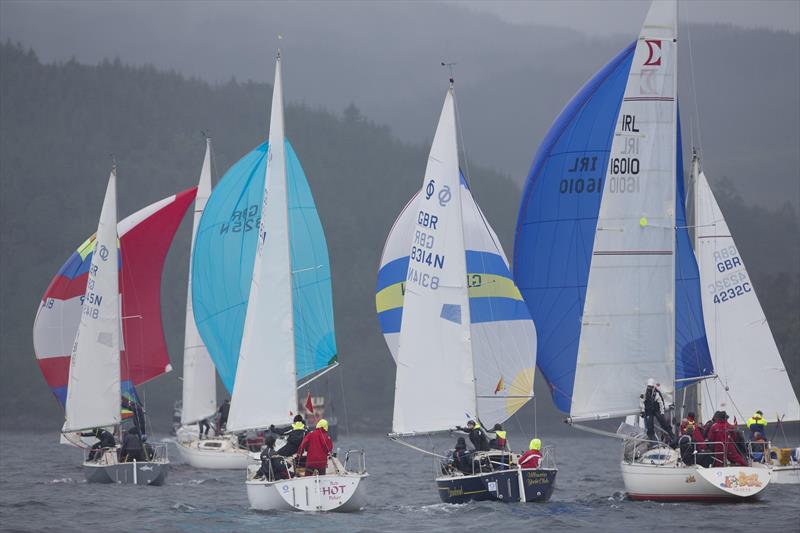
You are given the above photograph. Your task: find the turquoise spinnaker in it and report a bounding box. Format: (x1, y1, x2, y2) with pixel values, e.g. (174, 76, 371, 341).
(192, 141, 337, 393)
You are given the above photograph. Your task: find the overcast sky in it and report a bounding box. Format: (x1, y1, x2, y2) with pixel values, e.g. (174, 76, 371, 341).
(452, 0, 800, 35)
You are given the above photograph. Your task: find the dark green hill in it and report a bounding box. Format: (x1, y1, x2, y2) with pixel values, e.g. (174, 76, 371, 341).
(0, 42, 521, 431)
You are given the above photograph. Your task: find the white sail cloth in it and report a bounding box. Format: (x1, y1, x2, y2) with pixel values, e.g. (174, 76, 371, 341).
(571, 1, 677, 421)
(228, 56, 297, 432)
(392, 88, 475, 434)
(181, 138, 217, 425)
(695, 169, 800, 423)
(63, 170, 121, 432)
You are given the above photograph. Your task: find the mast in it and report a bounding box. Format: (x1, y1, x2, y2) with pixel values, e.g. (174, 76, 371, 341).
(690, 148, 702, 422)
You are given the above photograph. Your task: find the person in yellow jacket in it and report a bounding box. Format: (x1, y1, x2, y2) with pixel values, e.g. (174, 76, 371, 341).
(747, 410, 767, 438)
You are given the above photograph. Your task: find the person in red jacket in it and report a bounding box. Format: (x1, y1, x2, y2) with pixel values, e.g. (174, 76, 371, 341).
(518, 438, 543, 469)
(706, 412, 747, 467)
(296, 418, 333, 476)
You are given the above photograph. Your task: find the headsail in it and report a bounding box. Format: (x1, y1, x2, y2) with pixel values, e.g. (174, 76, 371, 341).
(181, 138, 217, 425)
(694, 163, 800, 422)
(34, 188, 196, 406)
(390, 87, 474, 434)
(63, 170, 121, 432)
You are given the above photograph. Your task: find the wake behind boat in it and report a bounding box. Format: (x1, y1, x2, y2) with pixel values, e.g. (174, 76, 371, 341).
(378, 78, 555, 504)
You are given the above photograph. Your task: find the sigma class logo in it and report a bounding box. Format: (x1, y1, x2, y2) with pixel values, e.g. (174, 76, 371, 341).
(426, 179, 435, 200)
(98, 245, 109, 261)
(644, 39, 662, 66)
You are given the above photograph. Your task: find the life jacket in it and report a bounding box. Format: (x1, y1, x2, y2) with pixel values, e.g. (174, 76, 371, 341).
(495, 430, 507, 449)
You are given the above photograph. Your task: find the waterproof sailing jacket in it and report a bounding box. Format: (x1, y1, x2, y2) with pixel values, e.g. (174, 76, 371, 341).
(297, 428, 333, 471)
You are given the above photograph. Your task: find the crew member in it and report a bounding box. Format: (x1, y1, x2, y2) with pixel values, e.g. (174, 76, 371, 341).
(121, 427, 146, 462)
(296, 419, 333, 476)
(455, 420, 489, 451)
(489, 423, 508, 451)
(706, 411, 747, 467)
(217, 398, 231, 433)
(277, 415, 308, 457)
(84, 428, 116, 461)
(518, 438, 543, 469)
(451, 437, 470, 473)
(122, 397, 146, 438)
(256, 435, 290, 480)
(642, 378, 674, 443)
(747, 411, 767, 438)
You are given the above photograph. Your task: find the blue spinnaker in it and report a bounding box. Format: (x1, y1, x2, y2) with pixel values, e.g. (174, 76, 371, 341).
(192, 141, 336, 393)
(512, 43, 635, 414)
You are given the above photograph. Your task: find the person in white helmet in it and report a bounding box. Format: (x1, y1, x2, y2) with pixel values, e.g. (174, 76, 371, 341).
(642, 378, 674, 443)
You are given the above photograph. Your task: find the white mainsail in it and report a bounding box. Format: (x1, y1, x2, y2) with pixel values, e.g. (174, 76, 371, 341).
(571, 0, 678, 422)
(63, 169, 121, 433)
(227, 55, 297, 432)
(181, 138, 217, 425)
(694, 162, 800, 423)
(392, 86, 475, 434)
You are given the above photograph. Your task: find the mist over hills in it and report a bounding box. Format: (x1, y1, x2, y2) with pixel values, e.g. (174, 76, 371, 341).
(1, 41, 798, 435)
(2, 0, 798, 211)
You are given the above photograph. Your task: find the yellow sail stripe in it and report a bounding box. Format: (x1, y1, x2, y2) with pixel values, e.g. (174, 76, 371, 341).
(375, 274, 523, 314)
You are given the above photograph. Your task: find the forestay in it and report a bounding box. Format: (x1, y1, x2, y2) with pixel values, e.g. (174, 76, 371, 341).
(181, 138, 217, 426)
(63, 171, 121, 433)
(695, 167, 800, 422)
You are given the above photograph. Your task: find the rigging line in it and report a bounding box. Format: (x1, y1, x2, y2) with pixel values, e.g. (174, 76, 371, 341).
(389, 436, 448, 459)
(337, 363, 351, 438)
(714, 374, 746, 423)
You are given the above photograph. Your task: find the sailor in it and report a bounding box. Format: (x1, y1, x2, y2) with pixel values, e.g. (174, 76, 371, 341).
(84, 428, 116, 461)
(750, 432, 767, 463)
(518, 438, 543, 469)
(276, 415, 308, 457)
(706, 411, 747, 467)
(122, 397, 146, 438)
(488, 423, 509, 451)
(256, 435, 290, 481)
(747, 410, 767, 438)
(296, 419, 333, 476)
(642, 378, 674, 443)
(197, 417, 211, 439)
(678, 424, 707, 466)
(455, 420, 490, 451)
(217, 398, 231, 433)
(121, 427, 146, 462)
(450, 437, 471, 473)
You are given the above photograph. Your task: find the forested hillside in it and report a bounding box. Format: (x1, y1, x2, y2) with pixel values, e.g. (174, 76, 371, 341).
(1, 42, 797, 432)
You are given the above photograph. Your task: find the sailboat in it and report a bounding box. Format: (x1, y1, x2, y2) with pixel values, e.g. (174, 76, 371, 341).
(513, 0, 770, 501)
(692, 151, 800, 484)
(192, 52, 367, 512)
(174, 138, 253, 469)
(34, 178, 196, 452)
(379, 80, 555, 504)
(60, 167, 169, 484)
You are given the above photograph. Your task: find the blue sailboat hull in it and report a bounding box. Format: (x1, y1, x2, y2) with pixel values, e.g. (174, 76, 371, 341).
(436, 469, 557, 504)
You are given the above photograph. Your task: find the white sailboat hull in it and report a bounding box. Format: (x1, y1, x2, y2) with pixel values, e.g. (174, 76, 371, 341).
(175, 435, 259, 469)
(621, 461, 771, 501)
(771, 465, 800, 484)
(246, 472, 368, 512)
(84, 448, 169, 485)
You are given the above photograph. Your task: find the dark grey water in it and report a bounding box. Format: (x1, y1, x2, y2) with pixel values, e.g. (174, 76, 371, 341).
(1, 431, 798, 532)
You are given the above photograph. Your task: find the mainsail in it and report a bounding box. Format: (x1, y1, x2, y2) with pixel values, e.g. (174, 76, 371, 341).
(694, 162, 800, 423)
(192, 55, 336, 430)
(513, 1, 712, 421)
(381, 86, 537, 434)
(63, 170, 121, 432)
(181, 138, 217, 426)
(34, 188, 196, 405)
